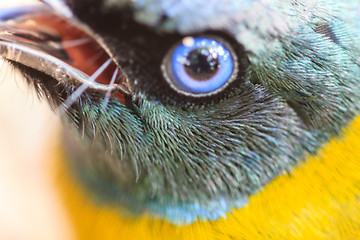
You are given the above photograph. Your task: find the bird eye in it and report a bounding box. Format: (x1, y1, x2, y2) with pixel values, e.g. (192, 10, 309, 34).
(162, 36, 238, 97)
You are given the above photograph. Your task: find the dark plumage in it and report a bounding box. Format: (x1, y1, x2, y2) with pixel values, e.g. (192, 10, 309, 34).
(1, 0, 360, 224)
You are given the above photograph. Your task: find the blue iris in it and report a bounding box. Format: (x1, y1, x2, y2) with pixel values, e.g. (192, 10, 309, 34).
(169, 37, 234, 94)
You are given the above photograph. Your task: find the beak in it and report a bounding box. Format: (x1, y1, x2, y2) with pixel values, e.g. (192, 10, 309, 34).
(0, 3, 129, 95)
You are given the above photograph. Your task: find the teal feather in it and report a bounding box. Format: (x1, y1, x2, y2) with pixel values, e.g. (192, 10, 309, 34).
(3, 0, 360, 223)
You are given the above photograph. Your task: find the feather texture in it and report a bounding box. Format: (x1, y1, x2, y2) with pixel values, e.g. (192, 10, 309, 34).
(1, 0, 360, 236)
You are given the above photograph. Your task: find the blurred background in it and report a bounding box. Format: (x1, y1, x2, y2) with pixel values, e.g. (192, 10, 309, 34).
(0, 1, 74, 239)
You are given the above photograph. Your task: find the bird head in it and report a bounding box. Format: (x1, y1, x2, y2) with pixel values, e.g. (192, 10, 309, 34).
(1, 0, 359, 224)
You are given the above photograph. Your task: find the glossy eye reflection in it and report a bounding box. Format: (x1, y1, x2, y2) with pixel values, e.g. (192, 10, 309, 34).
(163, 36, 238, 96)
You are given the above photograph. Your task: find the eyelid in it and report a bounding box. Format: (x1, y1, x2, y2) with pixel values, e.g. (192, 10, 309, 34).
(161, 35, 239, 98)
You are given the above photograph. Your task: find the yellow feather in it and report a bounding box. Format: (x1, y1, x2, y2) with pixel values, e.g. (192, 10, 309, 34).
(53, 116, 360, 239)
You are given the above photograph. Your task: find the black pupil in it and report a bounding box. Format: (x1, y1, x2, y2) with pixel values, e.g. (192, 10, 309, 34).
(184, 48, 220, 81)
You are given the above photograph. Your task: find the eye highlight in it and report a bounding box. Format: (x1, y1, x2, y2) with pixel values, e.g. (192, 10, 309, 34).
(162, 36, 238, 97)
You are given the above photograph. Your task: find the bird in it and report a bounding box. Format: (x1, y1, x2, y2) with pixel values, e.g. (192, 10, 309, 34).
(1, 0, 360, 239)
